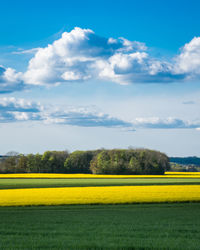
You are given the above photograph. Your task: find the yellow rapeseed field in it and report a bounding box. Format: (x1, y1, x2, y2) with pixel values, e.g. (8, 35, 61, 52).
(0, 185, 199, 206)
(166, 172, 200, 175)
(0, 172, 200, 178)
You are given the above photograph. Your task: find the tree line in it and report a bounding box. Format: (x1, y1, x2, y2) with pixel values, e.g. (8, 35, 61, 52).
(0, 149, 170, 174)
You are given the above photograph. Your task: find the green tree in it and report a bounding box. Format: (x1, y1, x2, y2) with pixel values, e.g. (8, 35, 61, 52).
(64, 151, 97, 173)
(41, 151, 69, 173)
(16, 154, 28, 173)
(1, 156, 19, 173)
(90, 149, 168, 175)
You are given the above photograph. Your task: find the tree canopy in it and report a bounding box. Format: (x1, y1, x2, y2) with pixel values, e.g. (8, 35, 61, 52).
(0, 148, 169, 175)
(90, 149, 169, 175)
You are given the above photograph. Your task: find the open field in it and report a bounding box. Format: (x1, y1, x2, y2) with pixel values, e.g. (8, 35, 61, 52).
(0, 203, 200, 249)
(167, 172, 200, 175)
(0, 172, 200, 206)
(0, 172, 200, 249)
(0, 177, 200, 189)
(0, 185, 200, 206)
(1, 172, 200, 178)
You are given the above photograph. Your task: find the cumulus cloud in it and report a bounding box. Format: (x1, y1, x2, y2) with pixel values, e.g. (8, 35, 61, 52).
(175, 37, 200, 77)
(0, 97, 42, 112)
(24, 27, 184, 86)
(0, 66, 24, 93)
(0, 97, 42, 122)
(2, 27, 200, 93)
(23, 27, 146, 85)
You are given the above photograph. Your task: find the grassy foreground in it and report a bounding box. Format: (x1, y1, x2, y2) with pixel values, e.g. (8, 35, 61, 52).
(0, 203, 200, 249)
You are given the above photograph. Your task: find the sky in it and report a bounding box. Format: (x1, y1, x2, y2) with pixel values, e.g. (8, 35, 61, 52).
(1, 0, 200, 156)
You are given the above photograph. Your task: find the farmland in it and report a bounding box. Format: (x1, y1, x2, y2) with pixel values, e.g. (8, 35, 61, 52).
(0, 172, 200, 249)
(1, 172, 200, 178)
(0, 203, 200, 249)
(0, 172, 200, 206)
(0, 184, 200, 206)
(0, 176, 200, 189)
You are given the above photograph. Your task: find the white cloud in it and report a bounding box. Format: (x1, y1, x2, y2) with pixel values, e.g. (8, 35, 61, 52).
(0, 97, 42, 112)
(23, 27, 170, 86)
(11, 112, 30, 121)
(12, 48, 40, 55)
(23, 28, 98, 85)
(0, 97, 42, 122)
(42, 105, 133, 128)
(97, 51, 150, 84)
(0, 66, 24, 93)
(2, 27, 200, 92)
(0, 97, 134, 129)
(175, 37, 200, 76)
(132, 117, 200, 129)
(0, 97, 200, 130)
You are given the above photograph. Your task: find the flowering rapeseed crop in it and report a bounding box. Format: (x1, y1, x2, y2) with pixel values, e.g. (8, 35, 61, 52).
(0, 173, 200, 178)
(166, 172, 200, 175)
(0, 185, 199, 206)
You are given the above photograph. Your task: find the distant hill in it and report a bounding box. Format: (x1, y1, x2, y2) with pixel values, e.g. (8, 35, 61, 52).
(170, 157, 200, 166)
(0, 155, 9, 160)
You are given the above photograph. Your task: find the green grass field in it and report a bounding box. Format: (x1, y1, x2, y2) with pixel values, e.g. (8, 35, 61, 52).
(0, 177, 200, 189)
(0, 203, 200, 249)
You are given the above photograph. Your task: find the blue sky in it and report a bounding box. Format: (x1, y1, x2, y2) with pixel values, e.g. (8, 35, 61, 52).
(0, 0, 200, 156)
(1, 0, 200, 50)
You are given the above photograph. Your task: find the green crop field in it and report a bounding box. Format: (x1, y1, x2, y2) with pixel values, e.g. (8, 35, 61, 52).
(0, 177, 200, 189)
(0, 173, 200, 249)
(0, 203, 200, 249)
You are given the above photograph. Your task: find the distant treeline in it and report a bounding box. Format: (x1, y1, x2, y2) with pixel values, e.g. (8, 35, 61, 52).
(170, 157, 200, 166)
(0, 149, 170, 175)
